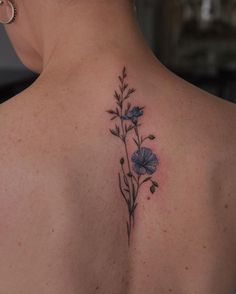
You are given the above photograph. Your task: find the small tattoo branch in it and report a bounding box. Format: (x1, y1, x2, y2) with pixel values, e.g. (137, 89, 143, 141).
(107, 67, 159, 246)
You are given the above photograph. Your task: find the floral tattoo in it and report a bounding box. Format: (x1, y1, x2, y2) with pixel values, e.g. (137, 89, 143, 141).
(106, 67, 159, 246)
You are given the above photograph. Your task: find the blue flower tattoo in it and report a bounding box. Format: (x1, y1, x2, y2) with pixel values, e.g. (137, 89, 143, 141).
(122, 106, 144, 123)
(106, 67, 159, 246)
(131, 147, 159, 176)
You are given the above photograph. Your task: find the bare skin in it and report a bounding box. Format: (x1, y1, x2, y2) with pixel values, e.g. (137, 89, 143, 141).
(0, 1, 236, 293)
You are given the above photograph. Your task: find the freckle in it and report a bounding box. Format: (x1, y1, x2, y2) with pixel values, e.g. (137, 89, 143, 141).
(224, 204, 229, 209)
(203, 245, 207, 249)
(163, 230, 168, 233)
(17, 241, 22, 247)
(17, 138, 22, 143)
(185, 266, 189, 270)
(75, 125, 78, 130)
(95, 286, 99, 290)
(146, 274, 150, 278)
(223, 227, 227, 232)
(147, 197, 151, 200)
(169, 289, 173, 292)
(51, 228, 54, 233)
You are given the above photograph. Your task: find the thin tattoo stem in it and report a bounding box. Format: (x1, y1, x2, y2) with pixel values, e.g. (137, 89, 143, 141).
(120, 86, 135, 231)
(121, 120, 133, 200)
(118, 173, 129, 205)
(134, 124, 141, 150)
(134, 175, 141, 202)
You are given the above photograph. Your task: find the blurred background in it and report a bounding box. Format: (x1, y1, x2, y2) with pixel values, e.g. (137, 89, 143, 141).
(0, 0, 236, 104)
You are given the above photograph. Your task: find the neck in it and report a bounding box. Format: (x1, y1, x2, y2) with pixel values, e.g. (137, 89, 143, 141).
(34, 1, 155, 78)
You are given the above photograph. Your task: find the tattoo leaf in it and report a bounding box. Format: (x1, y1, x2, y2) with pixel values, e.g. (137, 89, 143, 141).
(123, 176, 129, 187)
(123, 67, 127, 78)
(114, 91, 120, 101)
(121, 135, 125, 142)
(110, 129, 119, 137)
(107, 110, 117, 115)
(131, 203, 138, 215)
(116, 101, 122, 108)
(115, 125, 120, 137)
(142, 177, 152, 184)
(128, 125, 134, 131)
(133, 138, 139, 147)
(115, 107, 120, 116)
(125, 103, 131, 115)
(124, 88, 136, 100)
(152, 181, 159, 188)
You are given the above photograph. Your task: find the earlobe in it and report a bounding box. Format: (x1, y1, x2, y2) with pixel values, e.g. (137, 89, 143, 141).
(0, 0, 17, 24)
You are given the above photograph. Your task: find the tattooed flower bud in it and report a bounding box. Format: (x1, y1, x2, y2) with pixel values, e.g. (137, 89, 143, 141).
(127, 172, 133, 177)
(150, 185, 156, 194)
(120, 158, 125, 165)
(148, 135, 156, 140)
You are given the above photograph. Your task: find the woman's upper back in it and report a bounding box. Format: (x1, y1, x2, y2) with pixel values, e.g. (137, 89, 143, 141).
(0, 64, 236, 294)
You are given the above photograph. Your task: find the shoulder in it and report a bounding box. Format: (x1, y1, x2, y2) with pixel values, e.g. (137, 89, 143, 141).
(160, 73, 236, 154)
(150, 70, 236, 192)
(175, 82, 236, 218)
(179, 78, 236, 169)
(196, 89, 236, 159)
(173, 80, 236, 228)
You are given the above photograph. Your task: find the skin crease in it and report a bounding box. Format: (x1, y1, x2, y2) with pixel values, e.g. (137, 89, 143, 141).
(0, 0, 236, 293)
